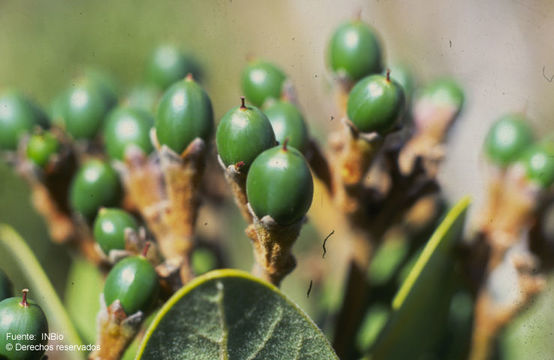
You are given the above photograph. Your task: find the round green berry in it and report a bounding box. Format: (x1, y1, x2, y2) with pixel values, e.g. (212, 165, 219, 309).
(125, 84, 162, 114)
(63, 79, 117, 139)
(264, 100, 309, 153)
(246, 144, 313, 225)
(49, 91, 69, 127)
(93, 208, 138, 255)
(191, 248, 217, 275)
(216, 98, 276, 169)
(328, 20, 383, 81)
(0, 290, 48, 360)
(241, 60, 286, 107)
(155, 76, 214, 154)
(146, 45, 202, 90)
(520, 142, 554, 188)
(347, 74, 405, 133)
(420, 77, 464, 111)
(0, 92, 49, 150)
(104, 106, 154, 160)
(69, 159, 122, 220)
(484, 114, 534, 167)
(83, 67, 119, 103)
(26, 131, 60, 167)
(0, 269, 12, 301)
(103, 255, 159, 315)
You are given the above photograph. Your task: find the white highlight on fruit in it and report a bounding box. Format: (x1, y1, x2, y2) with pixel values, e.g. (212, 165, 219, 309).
(101, 221, 115, 234)
(84, 167, 100, 182)
(171, 92, 186, 110)
(71, 89, 89, 108)
(251, 69, 267, 84)
(496, 123, 516, 146)
(121, 267, 136, 284)
(368, 82, 384, 98)
(345, 29, 359, 48)
(116, 117, 138, 137)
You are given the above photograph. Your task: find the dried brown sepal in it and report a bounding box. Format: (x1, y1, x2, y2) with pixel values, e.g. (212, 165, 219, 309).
(246, 204, 302, 287)
(15, 131, 77, 243)
(469, 253, 545, 360)
(89, 297, 143, 360)
(218, 155, 252, 223)
(398, 98, 460, 176)
(330, 119, 383, 215)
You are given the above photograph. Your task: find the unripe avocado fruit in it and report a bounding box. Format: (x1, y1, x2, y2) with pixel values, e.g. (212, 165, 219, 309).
(484, 113, 534, 167)
(216, 100, 276, 169)
(63, 78, 117, 140)
(241, 60, 286, 107)
(69, 159, 122, 220)
(264, 100, 309, 153)
(103, 256, 159, 315)
(0, 91, 49, 150)
(0, 292, 48, 360)
(26, 131, 60, 167)
(155, 76, 214, 154)
(103, 106, 154, 160)
(93, 208, 138, 255)
(246, 144, 313, 225)
(347, 74, 405, 134)
(328, 20, 383, 81)
(146, 45, 202, 90)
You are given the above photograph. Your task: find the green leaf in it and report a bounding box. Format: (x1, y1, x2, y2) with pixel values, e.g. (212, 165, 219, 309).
(367, 196, 471, 360)
(136, 269, 338, 360)
(65, 256, 103, 345)
(0, 225, 83, 360)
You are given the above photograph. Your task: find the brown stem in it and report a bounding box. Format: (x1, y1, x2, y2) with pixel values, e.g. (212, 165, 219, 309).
(20, 288, 29, 307)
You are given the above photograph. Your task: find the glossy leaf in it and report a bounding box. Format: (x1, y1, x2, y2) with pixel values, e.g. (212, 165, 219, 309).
(137, 269, 338, 360)
(367, 197, 471, 360)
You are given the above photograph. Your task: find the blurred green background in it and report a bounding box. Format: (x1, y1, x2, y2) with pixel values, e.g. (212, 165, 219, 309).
(0, 1, 553, 359)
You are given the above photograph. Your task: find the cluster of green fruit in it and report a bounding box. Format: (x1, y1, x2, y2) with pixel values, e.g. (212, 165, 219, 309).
(484, 113, 554, 188)
(0, 271, 48, 360)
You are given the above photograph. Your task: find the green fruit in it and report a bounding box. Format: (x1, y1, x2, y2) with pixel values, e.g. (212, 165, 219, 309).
(26, 131, 60, 167)
(93, 208, 138, 255)
(69, 159, 122, 220)
(0, 290, 48, 360)
(216, 99, 276, 169)
(0, 92, 49, 150)
(49, 91, 68, 127)
(520, 142, 554, 188)
(246, 144, 313, 225)
(0, 269, 12, 301)
(386, 64, 415, 103)
(155, 76, 214, 154)
(104, 106, 154, 160)
(83, 67, 119, 103)
(347, 74, 405, 133)
(264, 100, 309, 153)
(103, 256, 159, 315)
(191, 248, 217, 275)
(420, 77, 464, 111)
(484, 114, 534, 167)
(146, 45, 202, 89)
(125, 84, 162, 114)
(328, 20, 383, 81)
(241, 60, 286, 107)
(63, 79, 117, 139)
